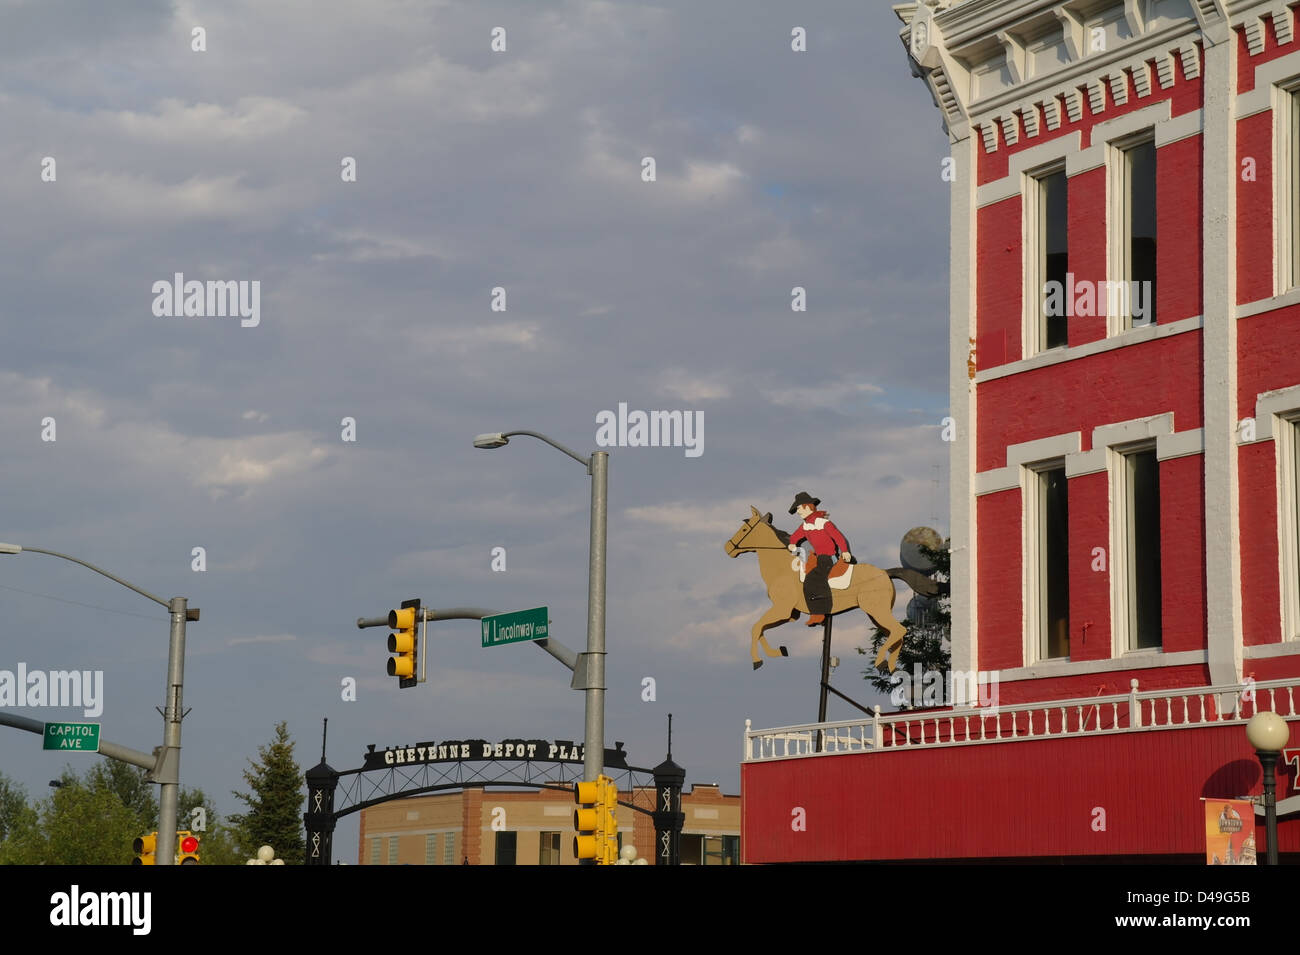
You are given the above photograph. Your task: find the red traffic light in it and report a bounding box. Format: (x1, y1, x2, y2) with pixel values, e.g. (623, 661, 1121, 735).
(180, 835, 199, 854)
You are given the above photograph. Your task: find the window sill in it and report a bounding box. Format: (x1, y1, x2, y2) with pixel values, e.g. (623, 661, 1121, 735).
(977, 314, 1203, 384)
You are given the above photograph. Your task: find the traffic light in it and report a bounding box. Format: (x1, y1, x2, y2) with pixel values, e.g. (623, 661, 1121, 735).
(574, 774, 619, 864)
(597, 775, 619, 865)
(574, 779, 601, 863)
(177, 830, 200, 865)
(132, 832, 156, 865)
(387, 598, 421, 688)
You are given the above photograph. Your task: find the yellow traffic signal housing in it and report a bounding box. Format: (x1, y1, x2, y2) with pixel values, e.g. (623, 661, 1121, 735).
(573, 779, 601, 862)
(132, 832, 157, 865)
(387, 598, 421, 688)
(177, 830, 201, 865)
(597, 775, 619, 865)
(574, 775, 618, 864)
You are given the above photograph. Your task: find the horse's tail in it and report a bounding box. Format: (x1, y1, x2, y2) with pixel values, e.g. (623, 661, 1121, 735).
(887, 567, 939, 598)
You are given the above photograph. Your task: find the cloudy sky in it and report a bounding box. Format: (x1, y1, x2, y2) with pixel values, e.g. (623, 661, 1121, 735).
(0, 0, 950, 857)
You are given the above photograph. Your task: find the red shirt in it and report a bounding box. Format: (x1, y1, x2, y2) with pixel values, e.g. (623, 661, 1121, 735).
(789, 511, 849, 557)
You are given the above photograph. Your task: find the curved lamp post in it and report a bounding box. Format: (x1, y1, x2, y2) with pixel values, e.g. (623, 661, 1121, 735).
(0, 542, 195, 866)
(473, 431, 608, 784)
(1246, 710, 1290, 865)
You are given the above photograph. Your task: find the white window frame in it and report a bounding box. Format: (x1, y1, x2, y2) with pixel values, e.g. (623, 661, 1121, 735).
(1274, 80, 1300, 296)
(1023, 458, 1070, 664)
(1110, 440, 1162, 653)
(388, 835, 399, 865)
(1023, 161, 1070, 357)
(1107, 129, 1157, 335)
(1275, 413, 1300, 641)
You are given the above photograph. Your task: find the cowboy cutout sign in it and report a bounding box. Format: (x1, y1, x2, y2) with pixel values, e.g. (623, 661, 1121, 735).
(725, 493, 927, 672)
(787, 491, 850, 626)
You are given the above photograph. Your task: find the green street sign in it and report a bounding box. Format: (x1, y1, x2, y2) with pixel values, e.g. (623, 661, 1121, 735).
(42, 722, 101, 752)
(481, 607, 549, 648)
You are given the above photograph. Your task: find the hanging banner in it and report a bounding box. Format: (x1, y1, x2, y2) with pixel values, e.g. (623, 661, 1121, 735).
(1203, 799, 1257, 865)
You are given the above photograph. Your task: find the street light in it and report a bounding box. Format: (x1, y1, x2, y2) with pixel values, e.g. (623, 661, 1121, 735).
(1246, 711, 1290, 866)
(0, 542, 196, 866)
(474, 430, 608, 785)
(246, 845, 285, 865)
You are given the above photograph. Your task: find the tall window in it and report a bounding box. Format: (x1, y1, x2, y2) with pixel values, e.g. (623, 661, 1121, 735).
(425, 833, 438, 865)
(1040, 466, 1070, 659)
(370, 837, 381, 865)
(1280, 417, 1300, 641)
(388, 835, 399, 865)
(1029, 165, 1069, 353)
(1117, 135, 1157, 328)
(1293, 421, 1300, 635)
(1273, 86, 1300, 292)
(443, 831, 456, 865)
(1026, 463, 1069, 660)
(539, 831, 561, 865)
(1117, 447, 1162, 649)
(1291, 90, 1300, 290)
(494, 831, 517, 866)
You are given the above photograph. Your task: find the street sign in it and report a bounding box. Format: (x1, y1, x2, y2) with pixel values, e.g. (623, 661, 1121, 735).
(42, 722, 101, 752)
(481, 607, 549, 648)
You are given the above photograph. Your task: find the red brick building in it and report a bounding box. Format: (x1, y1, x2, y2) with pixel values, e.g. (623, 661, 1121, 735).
(742, 0, 1300, 862)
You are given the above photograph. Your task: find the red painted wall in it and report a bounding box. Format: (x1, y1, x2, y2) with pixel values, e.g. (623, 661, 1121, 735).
(975, 197, 1021, 369)
(1159, 134, 1204, 322)
(1237, 111, 1274, 306)
(1240, 439, 1283, 646)
(742, 721, 1300, 863)
(1239, 303, 1300, 406)
(976, 489, 1023, 671)
(1067, 165, 1109, 349)
(990, 663, 1213, 707)
(976, 331, 1202, 473)
(1161, 454, 1208, 653)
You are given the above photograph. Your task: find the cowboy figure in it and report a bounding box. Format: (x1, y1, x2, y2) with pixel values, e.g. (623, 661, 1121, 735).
(787, 491, 852, 626)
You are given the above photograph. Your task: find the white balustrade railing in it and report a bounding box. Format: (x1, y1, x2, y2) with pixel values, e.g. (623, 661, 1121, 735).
(743, 677, 1300, 762)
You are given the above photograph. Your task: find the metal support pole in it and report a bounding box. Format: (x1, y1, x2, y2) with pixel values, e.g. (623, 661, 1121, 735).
(156, 596, 188, 866)
(1259, 749, 1280, 865)
(816, 615, 833, 752)
(1, 545, 193, 863)
(583, 451, 608, 783)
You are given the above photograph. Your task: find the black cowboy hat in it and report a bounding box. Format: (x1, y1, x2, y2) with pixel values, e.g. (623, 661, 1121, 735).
(788, 491, 820, 514)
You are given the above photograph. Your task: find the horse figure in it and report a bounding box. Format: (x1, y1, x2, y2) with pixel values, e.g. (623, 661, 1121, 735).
(725, 506, 924, 672)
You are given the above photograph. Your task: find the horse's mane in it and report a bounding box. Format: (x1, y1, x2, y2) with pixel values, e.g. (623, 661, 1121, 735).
(770, 522, 790, 545)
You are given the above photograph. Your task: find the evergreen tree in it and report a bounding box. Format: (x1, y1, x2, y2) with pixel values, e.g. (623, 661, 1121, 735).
(859, 540, 951, 706)
(229, 721, 304, 865)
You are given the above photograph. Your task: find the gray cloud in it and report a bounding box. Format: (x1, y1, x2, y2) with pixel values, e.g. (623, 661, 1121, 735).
(0, 0, 949, 855)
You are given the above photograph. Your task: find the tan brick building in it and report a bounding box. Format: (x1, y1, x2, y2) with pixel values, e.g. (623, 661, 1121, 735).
(358, 783, 739, 865)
